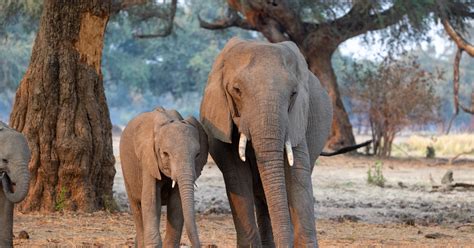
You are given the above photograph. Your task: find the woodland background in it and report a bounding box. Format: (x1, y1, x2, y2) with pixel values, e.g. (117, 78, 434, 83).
(1, 0, 473, 130)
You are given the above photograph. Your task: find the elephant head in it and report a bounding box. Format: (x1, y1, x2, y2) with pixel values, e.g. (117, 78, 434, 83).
(135, 109, 208, 247)
(0, 121, 31, 204)
(200, 37, 312, 243)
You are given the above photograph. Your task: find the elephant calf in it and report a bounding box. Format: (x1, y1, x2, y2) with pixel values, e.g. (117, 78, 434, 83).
(0, 121, 31, 248)
(120, 107, 208, 248)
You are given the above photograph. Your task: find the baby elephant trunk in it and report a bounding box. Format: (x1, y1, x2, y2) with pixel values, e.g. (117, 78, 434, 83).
(178, 169, 200, 247)
(1, 163, 30, 203)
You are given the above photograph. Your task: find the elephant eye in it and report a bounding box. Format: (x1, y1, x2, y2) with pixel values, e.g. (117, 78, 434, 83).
(161, 151, 169, 159)
(195, 153, 200, 159)
(233, 86, 242, 97)
(2, 159, 7, 164)
(289, 90, 297, 111)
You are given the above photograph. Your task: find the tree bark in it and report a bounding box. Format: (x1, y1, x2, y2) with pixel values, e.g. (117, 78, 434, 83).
(306, 49, 356, 149)
(9, 0, 115, 212)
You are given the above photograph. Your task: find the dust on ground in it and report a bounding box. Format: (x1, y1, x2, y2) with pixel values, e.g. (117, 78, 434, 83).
(12, 137, 474, 247)
(13, 211, 474, 247)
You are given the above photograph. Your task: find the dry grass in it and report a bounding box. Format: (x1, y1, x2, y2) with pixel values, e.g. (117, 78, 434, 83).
(386, 134, 474, 158)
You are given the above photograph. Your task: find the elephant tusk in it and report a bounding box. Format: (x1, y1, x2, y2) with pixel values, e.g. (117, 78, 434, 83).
(285, 140, 294, 166)
(172, 180, 176, 188)
(238, 133, 247, 162)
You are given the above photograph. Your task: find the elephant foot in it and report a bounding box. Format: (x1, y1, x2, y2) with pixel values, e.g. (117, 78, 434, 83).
(294, 242, 318, 248)
(144, 244, 161, 248)
(162, 241, 180, 248)
(0, 240, 13, 248)
(237, 237, 262, 248)
(261, 241, 275, 248)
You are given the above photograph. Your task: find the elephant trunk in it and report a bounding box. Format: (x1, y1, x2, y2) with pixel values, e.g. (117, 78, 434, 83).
(178, 169, 200, 247)
(1, 163, 30, 203)
(250, 110, 292, 246)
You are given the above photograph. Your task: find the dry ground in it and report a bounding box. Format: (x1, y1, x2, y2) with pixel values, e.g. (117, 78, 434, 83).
(11, 138, 474, 247)
(13, 212, 474, 247)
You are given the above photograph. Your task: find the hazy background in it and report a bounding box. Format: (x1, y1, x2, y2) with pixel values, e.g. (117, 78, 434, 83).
(1, 1, 473, 131)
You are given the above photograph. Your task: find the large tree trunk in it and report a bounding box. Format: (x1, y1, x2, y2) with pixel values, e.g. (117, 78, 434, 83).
(306, 50, 356, 149)
(9, 0, 115, 212)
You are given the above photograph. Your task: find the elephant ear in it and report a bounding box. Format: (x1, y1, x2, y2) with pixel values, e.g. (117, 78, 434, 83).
(185, 116, 209, 179)
(154, 107, 183, 121)
(134, 113, 163, 180)
(200, 37, 244, 143)
(280, 41, 310, 146)
(165, 109, 184, 121)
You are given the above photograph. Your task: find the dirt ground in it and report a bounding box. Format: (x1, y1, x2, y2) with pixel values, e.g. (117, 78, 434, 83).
(11, 139, 474, 247)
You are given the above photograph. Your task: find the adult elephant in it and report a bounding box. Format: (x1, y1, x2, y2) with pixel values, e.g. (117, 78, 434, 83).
(200, 37, 332, 247)
(0, 121, 31, 247)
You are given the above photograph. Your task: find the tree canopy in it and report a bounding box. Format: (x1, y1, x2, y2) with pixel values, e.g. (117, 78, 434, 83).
(198, 0, 474, 148)
(1, 0, 473, 130)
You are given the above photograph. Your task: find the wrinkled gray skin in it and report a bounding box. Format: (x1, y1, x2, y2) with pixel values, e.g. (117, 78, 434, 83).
(0, 121, 31, 248)
(200, 38, 332, 247)
(120, 107, 208, 248)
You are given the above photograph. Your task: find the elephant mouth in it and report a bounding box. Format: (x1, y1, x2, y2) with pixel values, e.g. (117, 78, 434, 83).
(0, 172, 16, 188)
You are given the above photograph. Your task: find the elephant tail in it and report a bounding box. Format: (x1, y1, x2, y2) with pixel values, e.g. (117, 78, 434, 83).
(320, 140, 372, 156)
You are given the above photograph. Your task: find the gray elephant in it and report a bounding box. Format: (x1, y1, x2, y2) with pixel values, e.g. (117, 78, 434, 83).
(120, 107, 208, 248)
(0, 121, 31, 247)
(200, 37, 333, 247)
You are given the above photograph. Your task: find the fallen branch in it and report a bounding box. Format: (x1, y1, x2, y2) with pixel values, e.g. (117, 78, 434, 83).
(455, 223, 474, 229)
(448, 149, 474, 165)
(430, 170, 474, 191)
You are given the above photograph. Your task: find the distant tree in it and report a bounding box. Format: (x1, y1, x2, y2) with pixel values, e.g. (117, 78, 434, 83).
(345, 57, 442, 157)
(198, 0, 474, 149)
(102, 2, 254, 123)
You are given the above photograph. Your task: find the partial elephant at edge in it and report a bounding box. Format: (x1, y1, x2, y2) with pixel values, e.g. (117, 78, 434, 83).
(0, 121, 31, 248)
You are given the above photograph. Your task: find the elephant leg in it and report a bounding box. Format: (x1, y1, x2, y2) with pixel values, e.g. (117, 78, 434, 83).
(0, 193, 14, 248)
(164, 188, 183, 248)
(285, 141, 318, 248)
(141, 173, 162, 247)
(129, 199, 144, 248)
(209, 137, 261, 247)
(253, 190, 275, 248)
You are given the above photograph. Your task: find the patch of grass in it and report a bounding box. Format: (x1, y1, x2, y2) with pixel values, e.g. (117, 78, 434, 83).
(367, 161, 385, 187)
(387, 134, 474, 158)
(103, 194, 119, 213)
(55, 186, 68, 212)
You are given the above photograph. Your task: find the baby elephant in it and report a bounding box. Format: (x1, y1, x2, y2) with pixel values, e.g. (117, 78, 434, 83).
(0, 121, 31, 247)
(120, 107, 208, 248)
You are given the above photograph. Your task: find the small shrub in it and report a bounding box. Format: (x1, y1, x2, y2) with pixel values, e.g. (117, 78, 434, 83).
(103, 194, 119, 213)
(55, 186, 68, 211)
(426, 145, 436, 158)
(367, 161, 386, 187)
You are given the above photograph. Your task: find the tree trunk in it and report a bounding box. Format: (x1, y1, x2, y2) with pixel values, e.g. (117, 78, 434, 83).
(306, 50, 356, 149)
(9, 0, 115, 212)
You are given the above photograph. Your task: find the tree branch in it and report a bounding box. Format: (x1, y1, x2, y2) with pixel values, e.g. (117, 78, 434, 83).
(260, 0, 306, 43)
(133, 0, 177, 39)
(111, 0, 146, 14)
(442, 19, 474, 57)
(198, 8, 255, 31)
(451, 48, 474, 115)
(332, 1, 407, 42)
